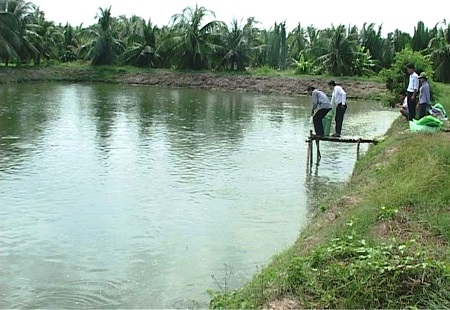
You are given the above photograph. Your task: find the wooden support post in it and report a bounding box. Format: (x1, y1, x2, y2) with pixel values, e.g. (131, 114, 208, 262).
(309, 130, 314, 168)
(306, 133, 377, 173)
(356, 139, 361, 160)
(315, 139, 321, 165)
(306, 138, 311, 174)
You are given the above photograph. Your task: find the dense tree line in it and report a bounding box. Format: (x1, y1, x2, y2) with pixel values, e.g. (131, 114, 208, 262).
(1, 0, 450, 82)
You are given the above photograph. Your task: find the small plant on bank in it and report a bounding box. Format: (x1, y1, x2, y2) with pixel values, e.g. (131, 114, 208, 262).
(378, 206, 399, 221)
(284, 225, 450, 309)
(210, 264, 233, 294)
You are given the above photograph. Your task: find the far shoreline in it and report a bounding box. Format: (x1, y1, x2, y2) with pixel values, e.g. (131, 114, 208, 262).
(0, 66, 387, 100)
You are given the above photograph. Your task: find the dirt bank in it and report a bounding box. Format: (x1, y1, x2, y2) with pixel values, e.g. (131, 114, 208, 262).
(119, 71, 386, 99)
(0, 66, 387, 99)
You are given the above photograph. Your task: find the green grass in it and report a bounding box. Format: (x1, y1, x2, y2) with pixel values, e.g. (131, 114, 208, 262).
(247, 65, 383, 82)
(209, 83, 450, 309)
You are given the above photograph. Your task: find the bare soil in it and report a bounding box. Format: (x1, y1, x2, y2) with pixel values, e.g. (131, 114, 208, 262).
(118, 70, 386, 98)
(0, 67, 387, 99)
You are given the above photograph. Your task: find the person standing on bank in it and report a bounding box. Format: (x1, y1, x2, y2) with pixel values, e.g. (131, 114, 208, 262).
(307, 86, 332, 137)
(406, 63, 419, 120)
(328, 80, 347, 137)
(417, 72, 431, 119)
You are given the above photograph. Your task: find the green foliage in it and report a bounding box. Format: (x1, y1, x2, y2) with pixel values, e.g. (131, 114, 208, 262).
(411, 21, 436, 52)
(120, 18, 159, 67)
(162, 5, 224, 70)
(88, 7, 125, 66)
(314, 24, 375, 77)
(285, 232, 450, 309)
(249, 65, 281, 76)
(209, 262, 287, 309)
(59, 23, 83, 62)
(288, 23, 307, 61)
(429, 21, 450, 82)
(265, 22, 288, 70)
(351, 45, 376, 76)
(391, 30, 412, 53)
(377, 206, 399, 221)
(360, 23, 385, 71)
(0, 0, 38, 66)
(317, 25, 359, 76)
(214, 18, 261, 71)
(4, 1, 450, 78)
(292, 51, 313, 75)
(1, 0, 449, 79)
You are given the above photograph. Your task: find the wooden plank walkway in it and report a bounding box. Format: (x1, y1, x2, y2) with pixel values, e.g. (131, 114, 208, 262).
(305, 130, 379, 174)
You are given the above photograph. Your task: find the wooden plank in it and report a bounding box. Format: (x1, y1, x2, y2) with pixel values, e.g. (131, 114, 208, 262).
(307, 136, 378, 144)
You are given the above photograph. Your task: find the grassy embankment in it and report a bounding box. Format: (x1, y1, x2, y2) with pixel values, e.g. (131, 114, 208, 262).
(210, 84, 450, 309)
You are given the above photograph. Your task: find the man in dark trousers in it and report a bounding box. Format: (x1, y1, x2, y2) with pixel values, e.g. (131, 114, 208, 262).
(417, 72, 431, 119)
(307, 86, 332, 137)
(328, 80, 347, 137)
(406, 63, 419, 120)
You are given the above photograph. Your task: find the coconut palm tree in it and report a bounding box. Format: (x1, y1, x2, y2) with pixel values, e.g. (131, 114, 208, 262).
(288, 23, 307, 60)
(359, 23, 383, 71)
(27, 8, 61, 64)
(215, 19, 247, 70)
(301, 25, 327, 73)
(214, 18, 263, 71)
(163, 5, 223, 70)
(241, 17, 264, 68)
(0, 0, 37, 65)
(429, 21, 450, 82)
(120, 16, 160, 67)
(59, 23, 85, 62)
(82, 6, 124, 65)
(317, 24, 359, 76)
(0, 10, 21, 65)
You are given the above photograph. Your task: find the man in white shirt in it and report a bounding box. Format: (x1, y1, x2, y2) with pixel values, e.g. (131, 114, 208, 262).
(406, 63, 419, 120)
(328, 80, 347, 137)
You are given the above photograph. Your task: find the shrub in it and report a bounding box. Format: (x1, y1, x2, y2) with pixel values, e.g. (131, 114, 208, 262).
(379, 47, 434, 106)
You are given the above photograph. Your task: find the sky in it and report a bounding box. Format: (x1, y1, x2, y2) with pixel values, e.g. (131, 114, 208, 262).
(31, 0, 447, 35)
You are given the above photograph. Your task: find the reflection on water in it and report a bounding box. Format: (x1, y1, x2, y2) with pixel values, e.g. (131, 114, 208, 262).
(0, 83, 396, 308)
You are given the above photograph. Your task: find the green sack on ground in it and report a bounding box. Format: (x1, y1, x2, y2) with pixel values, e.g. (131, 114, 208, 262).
(409, 120, 442, 133)
(413, 115, 443, 127)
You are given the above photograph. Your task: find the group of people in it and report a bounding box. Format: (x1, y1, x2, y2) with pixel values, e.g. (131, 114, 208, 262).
(307, 81, 347, 138)
(307, 63, 433, 137)
(398, 63, 431, 120)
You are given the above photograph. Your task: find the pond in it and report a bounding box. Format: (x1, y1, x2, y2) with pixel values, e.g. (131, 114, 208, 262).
(0, 83, 396, 308)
